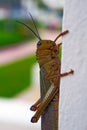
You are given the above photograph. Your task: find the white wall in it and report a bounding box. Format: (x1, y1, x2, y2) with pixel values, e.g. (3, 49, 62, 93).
(0, 99, 41, 130)
(59, 0, 87, 130)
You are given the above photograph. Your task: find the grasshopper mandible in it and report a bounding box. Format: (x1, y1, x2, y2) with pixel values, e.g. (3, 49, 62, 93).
(17, 12, 74, 130)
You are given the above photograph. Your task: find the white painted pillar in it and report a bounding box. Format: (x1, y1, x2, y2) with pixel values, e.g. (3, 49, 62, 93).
(59, 0, 87, 130)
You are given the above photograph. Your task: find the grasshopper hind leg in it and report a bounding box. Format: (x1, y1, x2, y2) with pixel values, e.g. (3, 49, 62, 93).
(30, 105, 38, 111)
(30, 98, 41, 111)
(31, 116, 38, 123)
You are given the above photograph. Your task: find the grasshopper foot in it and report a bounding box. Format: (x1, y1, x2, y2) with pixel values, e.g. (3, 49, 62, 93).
(31, 117, 37, 123)
(70, 69, 74, 74)
(30, 105, 37, 111)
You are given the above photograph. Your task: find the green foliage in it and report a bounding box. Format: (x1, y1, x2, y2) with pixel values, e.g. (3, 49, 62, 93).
(36, 0, 48, 9)
(0, 19, 43, 47)
(0, 55, 37, 98)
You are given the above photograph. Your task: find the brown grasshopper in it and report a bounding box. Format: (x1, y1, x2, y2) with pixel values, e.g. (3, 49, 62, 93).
(30, 30, 74, 126)
(17, 13, 74, 130)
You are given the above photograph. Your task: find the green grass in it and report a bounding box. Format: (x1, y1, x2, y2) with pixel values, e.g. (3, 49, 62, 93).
(0, 55, 37, 98)
(0, 31, 29, 47)
(0, 19, 35, 47)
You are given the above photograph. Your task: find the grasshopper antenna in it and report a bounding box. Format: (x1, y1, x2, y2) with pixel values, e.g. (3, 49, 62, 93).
(16, 20, 41, 40)
(27, 11, 41, 40)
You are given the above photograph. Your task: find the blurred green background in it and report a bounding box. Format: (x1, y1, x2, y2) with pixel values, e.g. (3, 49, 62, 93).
(0, 0, 63, 98)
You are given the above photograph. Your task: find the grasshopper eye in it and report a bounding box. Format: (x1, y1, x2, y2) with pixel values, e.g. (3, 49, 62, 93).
(37, 41, 42, 46)
(51, 64, 55, 67)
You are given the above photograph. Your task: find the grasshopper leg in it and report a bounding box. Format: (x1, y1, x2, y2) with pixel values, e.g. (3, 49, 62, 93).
(53, 30, 69, 43)
(30, 98, 41, 111)
(59, 69, 74, 77)
(46, 69, 74, 79)
(31, 84, 58, 123)
(31, 116, 38, 123)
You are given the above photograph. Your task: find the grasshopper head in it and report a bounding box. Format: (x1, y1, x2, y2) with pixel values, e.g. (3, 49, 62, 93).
(37, 40, 56, 50)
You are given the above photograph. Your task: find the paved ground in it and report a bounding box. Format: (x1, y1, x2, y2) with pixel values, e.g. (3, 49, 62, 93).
(0, 41, 36, 65)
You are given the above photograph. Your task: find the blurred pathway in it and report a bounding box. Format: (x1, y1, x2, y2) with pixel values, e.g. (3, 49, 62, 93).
(0, 30, 60, 65)
(0, 41, 36, 65)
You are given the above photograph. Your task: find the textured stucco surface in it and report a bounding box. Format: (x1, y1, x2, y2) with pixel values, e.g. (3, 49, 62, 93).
(59, 0, 87, 130)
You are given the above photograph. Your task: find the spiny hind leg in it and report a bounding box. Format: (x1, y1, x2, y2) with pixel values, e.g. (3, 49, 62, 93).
(30, 98, 41, 111)
(31, 86, 58, 123)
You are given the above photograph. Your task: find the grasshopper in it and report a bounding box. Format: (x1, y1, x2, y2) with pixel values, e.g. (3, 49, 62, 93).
(17, 13, 74, 130)
(30, 30, 74, 126)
